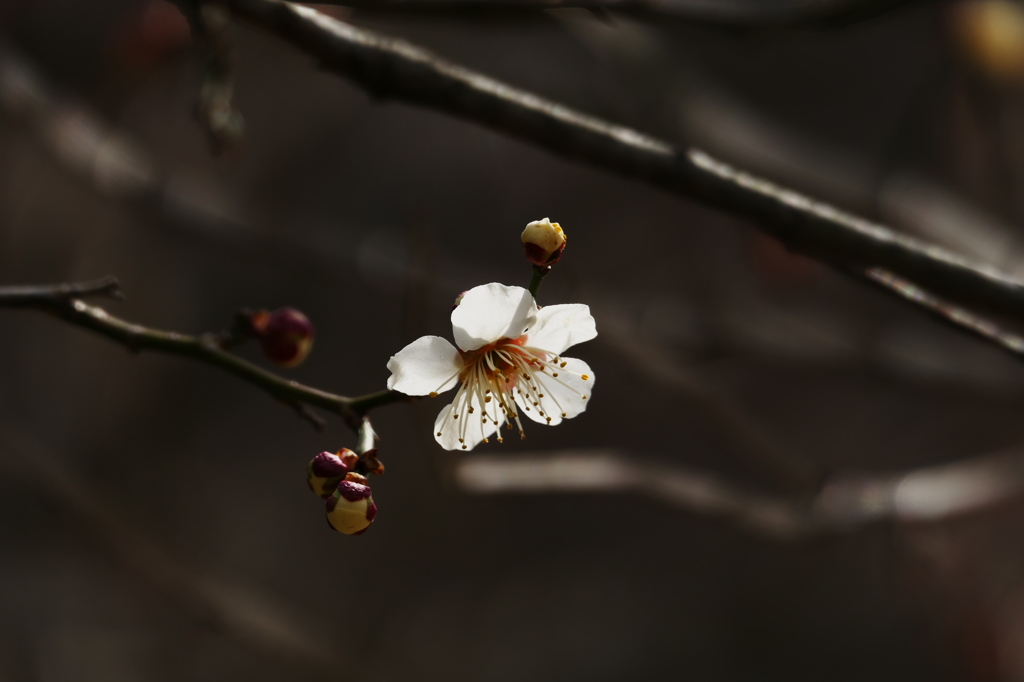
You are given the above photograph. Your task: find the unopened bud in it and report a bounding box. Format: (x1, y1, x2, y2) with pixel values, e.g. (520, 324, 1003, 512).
(521, 218, 566, 267)
(250, 308, 315, 367)
(326, 473, 377, 535)
(307, 449, 354, 498)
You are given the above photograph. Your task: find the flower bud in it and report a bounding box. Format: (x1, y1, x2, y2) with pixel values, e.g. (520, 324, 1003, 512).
(521, 218, 566, 267)
(326, 473, 377, 535)
(307, 449, 354, 498)
(250, 308, 315, 368)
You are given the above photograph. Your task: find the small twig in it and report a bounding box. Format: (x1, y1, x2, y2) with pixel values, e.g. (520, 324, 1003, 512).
(288, 400, 328, 430)
(0, 275, 124, 305)
(862, 267, 1024, 358)
(192, 1, 246, 153)
(455, 446, 1024, 542)
(0, 278, 407, 430)
(220, 0, 1024, 329)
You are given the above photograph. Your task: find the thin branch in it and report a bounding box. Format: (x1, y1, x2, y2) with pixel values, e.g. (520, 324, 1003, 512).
(306, 0, 925, 30)
(221, 0, 1024, 327)
(192, 1, 246, 152)
(455, 447, 1024, 542)
(862, 267, 1024, 358)
(0, 279, 407, 429)
(0, 275, 125, 305)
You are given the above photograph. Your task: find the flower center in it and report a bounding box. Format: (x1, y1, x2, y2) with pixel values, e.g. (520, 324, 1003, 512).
(458, 336, 537, 386)
(433, 335, 590, 450)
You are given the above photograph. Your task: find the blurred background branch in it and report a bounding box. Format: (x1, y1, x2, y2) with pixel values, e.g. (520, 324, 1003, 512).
(455, 444, 1024, 541)
(301, 0, 926, 30)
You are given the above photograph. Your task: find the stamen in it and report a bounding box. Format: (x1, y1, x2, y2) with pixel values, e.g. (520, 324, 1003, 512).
(581, 374, 589, 381)
(429, 392, 438, 397)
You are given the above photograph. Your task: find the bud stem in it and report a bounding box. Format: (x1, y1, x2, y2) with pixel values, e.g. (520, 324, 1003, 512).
(528, 265, 550, 300)
(356, 418, 376, 455)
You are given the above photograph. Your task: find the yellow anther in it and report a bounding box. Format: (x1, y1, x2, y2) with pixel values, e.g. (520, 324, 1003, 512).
(581, 374, 589, 381)
(560, 362, 567, 368)
(429, 391, 438, 397)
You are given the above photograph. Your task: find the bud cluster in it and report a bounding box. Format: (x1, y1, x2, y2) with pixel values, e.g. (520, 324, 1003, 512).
(306, 448, 381, 535)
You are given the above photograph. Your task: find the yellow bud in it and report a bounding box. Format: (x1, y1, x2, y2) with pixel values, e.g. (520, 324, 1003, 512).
(521, 217, 567, 266)
(325, 479, 377, 535)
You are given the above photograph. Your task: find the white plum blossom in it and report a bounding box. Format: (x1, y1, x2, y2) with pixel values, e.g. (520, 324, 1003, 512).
(386, 283, 597, 451)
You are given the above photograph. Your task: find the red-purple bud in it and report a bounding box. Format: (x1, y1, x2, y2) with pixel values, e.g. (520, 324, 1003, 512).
(250, 308, 314, 368)
(307, 449, 351, 498)
(521, 218, 566, 267)
(326, 474, 377, 535)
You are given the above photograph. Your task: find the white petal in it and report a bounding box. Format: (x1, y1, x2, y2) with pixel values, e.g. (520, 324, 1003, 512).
(515, 357, 593, 426)
(386, 336, 463, 396)
(451, 283, 537, 351)
(524, 304, 597, 355)
(433, 386, 506, 451)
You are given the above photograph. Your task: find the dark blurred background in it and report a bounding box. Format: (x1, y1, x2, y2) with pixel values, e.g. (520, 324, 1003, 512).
(4, 0, 1024, 679)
